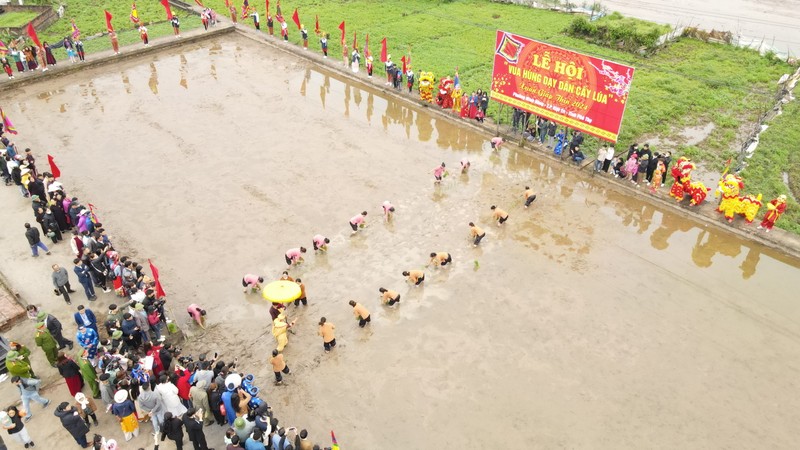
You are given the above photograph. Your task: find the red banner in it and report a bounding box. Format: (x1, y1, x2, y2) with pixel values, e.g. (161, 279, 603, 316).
(490, 31, 634, 142)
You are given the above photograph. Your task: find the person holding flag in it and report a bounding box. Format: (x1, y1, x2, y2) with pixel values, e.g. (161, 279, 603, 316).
(276, 2, 287, 40)
(104, 11, 120, 54)
(406, 64, 415, 93)
(242, 0, 254, 26)
(230, 4, 238, 25)
(130, 3, 140, 27)
(171, 15, 181, 37)
(266, 12, 274, 35)
(319, 32, 328, 57)
(70, 19, 81, 40)
(139, 25, 149, 46)
(300, 24, 308, 50)
(201, 8, 209, 30)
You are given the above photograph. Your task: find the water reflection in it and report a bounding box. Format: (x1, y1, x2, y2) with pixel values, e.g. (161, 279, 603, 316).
(650, 211, 693, 250)
(148, 62, 158, 95)
(319, 74, 330, 108)
(692, 229, 742, 268)
(739, 247, 760, 280)
(179, 54, 188, 89)
(300, 68, 310, 96)
(208, 42, 222, 55)
(366, 92, 374, 124)
(344, 85, 350, 117)
(37, 88, 65, 101)
(121, 72, 131, 94)
(416, 111, 432, 142)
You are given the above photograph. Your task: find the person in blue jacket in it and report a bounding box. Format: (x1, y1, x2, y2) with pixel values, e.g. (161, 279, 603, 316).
(73, 304, 98, 334)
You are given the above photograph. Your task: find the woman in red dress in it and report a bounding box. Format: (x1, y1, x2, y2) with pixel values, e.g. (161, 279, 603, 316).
(57, 353, 84, 396)
(43, 42, 57, 66)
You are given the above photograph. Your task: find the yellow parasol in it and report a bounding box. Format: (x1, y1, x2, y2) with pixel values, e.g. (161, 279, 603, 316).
(261, 280, 301, 303)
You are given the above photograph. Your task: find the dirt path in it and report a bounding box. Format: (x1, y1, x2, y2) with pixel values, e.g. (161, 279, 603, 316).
(1, 34, 799, 449)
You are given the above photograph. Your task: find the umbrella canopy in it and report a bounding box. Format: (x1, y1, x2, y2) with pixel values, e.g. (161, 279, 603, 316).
(261, 280, 301, 303)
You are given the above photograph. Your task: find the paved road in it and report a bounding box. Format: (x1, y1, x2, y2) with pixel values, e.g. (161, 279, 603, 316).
(599, 0, 800, 56)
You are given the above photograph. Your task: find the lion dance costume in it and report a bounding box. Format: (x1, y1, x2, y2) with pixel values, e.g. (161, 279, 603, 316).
(436, 76, 454, 109)
(716, 174, 762, 223)
(419, 72, 435, 103)
(669, 157, 710, 206)
(759, 195, 788, 231)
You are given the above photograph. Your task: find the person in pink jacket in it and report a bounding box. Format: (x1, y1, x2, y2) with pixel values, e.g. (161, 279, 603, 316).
(187, 304, 206, 329)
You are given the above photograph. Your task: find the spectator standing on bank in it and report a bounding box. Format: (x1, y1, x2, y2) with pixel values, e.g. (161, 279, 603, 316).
(25, 222, 50, 257)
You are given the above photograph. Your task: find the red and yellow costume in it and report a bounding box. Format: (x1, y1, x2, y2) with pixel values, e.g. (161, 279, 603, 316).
(759, 195, 787, 231)
(669, 156, 709, 206)
(716, 174, 762, 223)
(419, 71, 435, 103)
(436, 76, 454, 109)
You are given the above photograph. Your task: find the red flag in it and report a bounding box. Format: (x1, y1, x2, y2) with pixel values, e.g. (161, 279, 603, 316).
(401, 55, 407, 73)
(104, 10, 114, 32)
(148, 259, 167, 299)
(338, 21, 345, 44)
(291, 8, 301, 30)
(365, 33, 370, 58)
(380, 37, 387, 63)
(265, 0, 269, 13)
(161, 0, 174, 20)
(194, 0, 204, 7)
(26, 23, 42, 48)
(352, 31, 357, 50)
(276, 0, 281, 16)
(47, 154, 61, 178)
(314, 15, 319, 34)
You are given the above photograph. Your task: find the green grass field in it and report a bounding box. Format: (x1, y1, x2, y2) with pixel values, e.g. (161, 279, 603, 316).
(21, 0, 800, 232)
(739, 100, 800, 233)
(0, 11, 39, 28)
(33, 2, 202, 56)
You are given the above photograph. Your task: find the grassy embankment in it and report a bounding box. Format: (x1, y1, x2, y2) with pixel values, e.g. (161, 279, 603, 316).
(740, 99, 800, 233)
(21, 1, 202, 55)
(0, 11, 39, 28)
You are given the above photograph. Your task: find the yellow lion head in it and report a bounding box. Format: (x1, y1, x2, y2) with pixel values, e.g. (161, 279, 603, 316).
(419, 71, 435, 87)
(718, 174, 743, 198)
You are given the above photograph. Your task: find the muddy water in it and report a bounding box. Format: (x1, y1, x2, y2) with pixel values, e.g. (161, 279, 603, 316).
(2, 35, 800, 449)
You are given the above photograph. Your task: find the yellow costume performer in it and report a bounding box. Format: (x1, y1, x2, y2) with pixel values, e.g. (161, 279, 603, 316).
(716, 174, 762, 223)
(272, 313, 290, 352)
(419, 71, 435, 103)
(452, 83, 463, 113)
